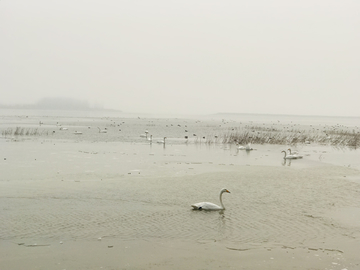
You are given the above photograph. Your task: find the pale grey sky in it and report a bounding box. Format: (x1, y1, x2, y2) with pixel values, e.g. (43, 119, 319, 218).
(1, 0, 359, 116)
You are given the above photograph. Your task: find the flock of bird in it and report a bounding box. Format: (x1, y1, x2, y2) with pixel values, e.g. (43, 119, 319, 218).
(45, 121, 309, 212)
(191, 148, 305, 211)
(56, 122, 305, 161)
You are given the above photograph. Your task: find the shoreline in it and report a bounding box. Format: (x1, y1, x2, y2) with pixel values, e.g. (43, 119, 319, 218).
(1, 237, 359, 270)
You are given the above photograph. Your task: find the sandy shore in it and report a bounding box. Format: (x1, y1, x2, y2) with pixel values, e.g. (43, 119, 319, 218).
(1, 113, 360, 269)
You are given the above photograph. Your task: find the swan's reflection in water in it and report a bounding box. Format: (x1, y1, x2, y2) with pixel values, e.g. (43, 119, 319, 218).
(282, 159, 292, 166)
(189, 209, 233, 240)
(217, 210, 228, 238)
(193, 213, 232, 247)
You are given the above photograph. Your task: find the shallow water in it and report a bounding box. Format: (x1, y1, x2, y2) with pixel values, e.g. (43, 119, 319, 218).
(1, 111, 360, 269)
(1, 139, 360, 245)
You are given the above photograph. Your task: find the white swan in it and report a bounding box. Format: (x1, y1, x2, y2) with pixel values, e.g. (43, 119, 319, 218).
(245, 143, 253, 151)
(157, 137, 166, 144)
(191, 188, 230, 210)
(140, 130, 149, 138)
(287, 148, 302, 158)
(237, 145, 245, 150)
(98, 127, 107, 133)
(282, 150, 302, 159)
(238, 143, 253, 151)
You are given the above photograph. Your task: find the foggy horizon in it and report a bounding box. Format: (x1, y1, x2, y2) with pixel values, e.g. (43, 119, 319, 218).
(1, 1, 359, 117)
(2, 97, 360, 119)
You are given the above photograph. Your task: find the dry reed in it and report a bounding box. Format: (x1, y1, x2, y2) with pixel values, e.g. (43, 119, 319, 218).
(219, 126, 360, 149)
(1, 127, 46, 137)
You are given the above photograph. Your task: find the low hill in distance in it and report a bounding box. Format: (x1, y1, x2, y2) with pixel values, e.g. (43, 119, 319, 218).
(0, 98, 121, 112)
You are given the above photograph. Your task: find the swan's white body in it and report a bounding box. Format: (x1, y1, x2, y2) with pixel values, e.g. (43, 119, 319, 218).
(287, 148, 298, 155)
(245, 143, 253, 151)
(287, 148, 303, 158)
(282, 150, 302, 159)
(191, 188, 230, 210)
(157, 137, 166, 144)
(238, 143, 253, 151)
(140, 130, 149, 138)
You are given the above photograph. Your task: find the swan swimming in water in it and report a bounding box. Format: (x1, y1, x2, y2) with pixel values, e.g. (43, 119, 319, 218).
(140, 130, 149, 138)
(282, 150, 302, 159)
(191, 188, 230, 210)
(287, 148, 303, 158)
(98, 127, 107, 133)
(238, 143, 253, 151)
(287, 148, 298, 155)
(157, 137, 166, 144)
(245, 143, 253, 151)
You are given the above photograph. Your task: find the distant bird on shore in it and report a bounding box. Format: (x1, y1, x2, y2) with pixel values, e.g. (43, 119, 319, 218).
(191, 188, 231, 210)
(147, 135, 153, 143)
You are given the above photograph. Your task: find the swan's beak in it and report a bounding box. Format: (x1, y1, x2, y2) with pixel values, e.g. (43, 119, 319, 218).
(226, 189, 230, 193)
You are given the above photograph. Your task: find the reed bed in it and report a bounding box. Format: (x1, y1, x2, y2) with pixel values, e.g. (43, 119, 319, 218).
(2, 123, 359, 149)
(1, 127, 48, 137)
(219, 127, 360, 149)
(192, 125, 360, 149)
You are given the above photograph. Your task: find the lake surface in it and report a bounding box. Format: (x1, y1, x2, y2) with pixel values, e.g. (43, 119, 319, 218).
(1, 109, 360, 270)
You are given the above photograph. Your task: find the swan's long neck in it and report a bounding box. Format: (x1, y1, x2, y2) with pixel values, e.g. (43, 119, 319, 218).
(282, 151, 287, 158)
(219, 191, 225, 209)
